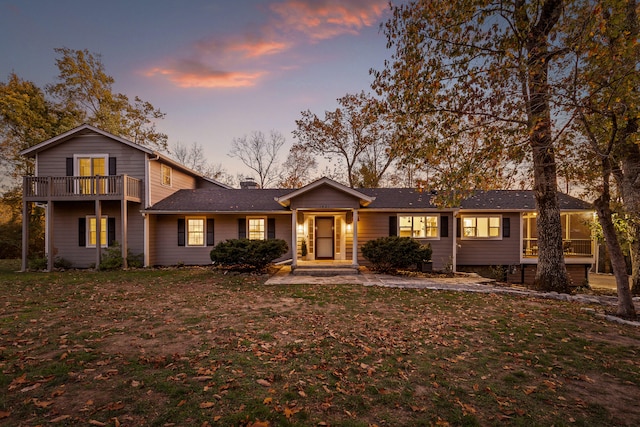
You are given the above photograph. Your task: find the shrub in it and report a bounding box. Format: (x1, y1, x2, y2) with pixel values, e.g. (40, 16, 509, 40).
(362, 236, 432, 273)
(210, 238, 288, 271)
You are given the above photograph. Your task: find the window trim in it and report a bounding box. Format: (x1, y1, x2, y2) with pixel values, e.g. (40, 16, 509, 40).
(161, 164, 172, 187)
(460, 214, 502, 240)
(186, 216, 206, 247)
(247, 217, 266, 241)
(397, 214, 441, 240)
(86, 215, 108, 248)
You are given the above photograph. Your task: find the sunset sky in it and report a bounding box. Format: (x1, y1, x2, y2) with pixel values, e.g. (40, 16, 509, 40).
(1, 0, 396, 180)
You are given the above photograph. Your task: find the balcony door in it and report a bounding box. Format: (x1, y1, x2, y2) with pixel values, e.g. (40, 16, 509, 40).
(77, 156, 106, 194)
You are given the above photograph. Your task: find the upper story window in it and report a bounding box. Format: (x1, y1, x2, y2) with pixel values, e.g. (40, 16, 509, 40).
(248, 218, 266, 240)
(161, 164, 172, 187)
(74, 154, 108, 194)
(399, 215, 439, 238)
(462, 215, 501, 239)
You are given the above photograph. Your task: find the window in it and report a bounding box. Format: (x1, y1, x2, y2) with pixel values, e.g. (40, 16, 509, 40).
(88, 216, 108, 248)
(187, 218, 205, 246)
(462, 215, 501, 238)
(161, 164, 172, 187)
(248, 218, 265, 240)
(398, 215, 439, 238)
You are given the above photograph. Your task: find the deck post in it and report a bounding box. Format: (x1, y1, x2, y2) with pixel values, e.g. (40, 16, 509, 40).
(46, 201, 54, 272)
(95, 199, 102, 269)
(121, 198, 128, 268)
(21, 185, 29, 272)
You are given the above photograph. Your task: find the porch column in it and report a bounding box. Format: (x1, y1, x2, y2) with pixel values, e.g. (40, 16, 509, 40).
(291, 209, 298, 268)
(452, 212, 458, 273)
(143, 213, 150, 267)
(352, 209, 359, 267)
(21, 192, 30, 272)
(47, 202, 55, 272)
(95, 199, 102, 269)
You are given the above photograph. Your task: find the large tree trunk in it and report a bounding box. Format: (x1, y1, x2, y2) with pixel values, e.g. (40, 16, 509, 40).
(594, 197, 636, 318)
(526, 0, 570, 292)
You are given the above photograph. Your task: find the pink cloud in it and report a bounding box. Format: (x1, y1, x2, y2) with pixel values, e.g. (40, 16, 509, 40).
(270, 0, 388, 40)
(145, 60, 265, 88)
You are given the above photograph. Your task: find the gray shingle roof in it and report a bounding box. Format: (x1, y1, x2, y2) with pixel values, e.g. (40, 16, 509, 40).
(147, 188, 290, 212)
(146, 187, 592, 213)
(460, 190, 592, 210)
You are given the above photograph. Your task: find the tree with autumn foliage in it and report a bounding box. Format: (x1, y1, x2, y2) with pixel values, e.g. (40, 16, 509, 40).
(372, 0, 585, 293)
(293, 91, 397, 188)
(563, 0, 638, 316)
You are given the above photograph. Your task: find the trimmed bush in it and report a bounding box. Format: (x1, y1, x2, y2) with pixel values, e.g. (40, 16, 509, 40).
(210, 238, 288, 271)
(362, 236, 432, 273)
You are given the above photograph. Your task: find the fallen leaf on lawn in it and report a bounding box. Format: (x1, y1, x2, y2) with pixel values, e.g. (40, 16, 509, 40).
(33, 399, 54, 408)
(298, 390, 307, 398)
(106, 401, 125, 411)
(112, 417, 121, 427)
(0, 411, 10, 419)
(131, 380, 141, 388)
(8, 374, 28, 390)
(51, 387, 65, 397)
(88, 420, 106, 426)
(177, 400, 186, 407)
(247, 420, 270, 427)
(50, 414, 71, 422)
(263, 397, 273, 405)
(20, 383, 41, 393)
(523, 386, 537, 395)
(284, 407, 299, 419)
(213, 416, 221, 421)
(199, 402, 215, 409)
(257, 379, 271, 387)
(60, 352, 68, 360)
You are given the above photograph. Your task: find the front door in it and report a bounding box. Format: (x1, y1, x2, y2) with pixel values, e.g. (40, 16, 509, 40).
(315, 217, 334, 260)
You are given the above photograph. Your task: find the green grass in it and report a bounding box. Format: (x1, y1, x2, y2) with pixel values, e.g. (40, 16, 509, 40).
(0, 262, 639, 426)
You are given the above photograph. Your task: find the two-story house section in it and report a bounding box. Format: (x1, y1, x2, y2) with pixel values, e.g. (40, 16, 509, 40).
(20, 124, 229, 271)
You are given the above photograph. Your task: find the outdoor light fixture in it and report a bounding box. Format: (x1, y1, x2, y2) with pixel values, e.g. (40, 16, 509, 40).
(297, 223, 304, 233)
(346, 223, 352, 232)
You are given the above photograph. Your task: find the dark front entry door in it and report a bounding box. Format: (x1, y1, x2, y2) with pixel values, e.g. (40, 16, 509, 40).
(315, 217, 334, 260)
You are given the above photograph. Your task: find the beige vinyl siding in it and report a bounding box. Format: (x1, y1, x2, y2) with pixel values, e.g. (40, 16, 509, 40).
(289, 186, 360, 210)
(148, 161, 197, 205)
(356, 212, 454, 270)
(51, 200, 144, 268)
(150, 214, 292, 266)
(456, 212, 520, 265)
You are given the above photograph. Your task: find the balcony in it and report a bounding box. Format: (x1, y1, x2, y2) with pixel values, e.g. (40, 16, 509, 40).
(23, 175, 142, 203)
(523, 238, 594, 258)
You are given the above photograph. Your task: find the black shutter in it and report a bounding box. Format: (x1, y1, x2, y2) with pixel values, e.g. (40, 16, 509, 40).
(389, 216, 397, 236)
(66, 158, 74, 176)
(108, 157, 117, 175)
(207, 218, 215, 246)
(238, 218, 247, 239)
(267, 218, 276, 239)
(440, 215, 449, 238)
(502, 217, 511, 238)
(108, 217, 116, 246)
(78, 218, 86, 247)
(177, 218, 185, 246)
(456, 218, 461, 238)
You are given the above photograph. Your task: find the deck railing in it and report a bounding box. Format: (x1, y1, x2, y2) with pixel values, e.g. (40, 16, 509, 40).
(23, 176, 142, 201)
(523, 238, 593, 257)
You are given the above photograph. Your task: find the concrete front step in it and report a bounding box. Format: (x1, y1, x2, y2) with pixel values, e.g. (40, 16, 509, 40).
(292, 267, 360, 276)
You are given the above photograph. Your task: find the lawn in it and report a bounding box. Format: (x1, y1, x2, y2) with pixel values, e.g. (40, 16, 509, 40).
(1, 259, 639, 426)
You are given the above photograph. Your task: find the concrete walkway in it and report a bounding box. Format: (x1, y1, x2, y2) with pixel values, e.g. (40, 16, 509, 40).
(265, 267, 640, 326)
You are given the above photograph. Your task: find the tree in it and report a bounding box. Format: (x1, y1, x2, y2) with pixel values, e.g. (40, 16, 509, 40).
(171, 141, 230, 182)
(294, 91, 397, 188)
(278, 144, 318, 188)
(373, 0, 575, 292)
(228, 130, 285, 188)
(564, 0, 638, 316)
(47, 48, 168, 152)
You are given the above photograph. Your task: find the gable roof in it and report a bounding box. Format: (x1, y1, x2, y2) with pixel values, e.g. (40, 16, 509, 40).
(20, 123, 232, 189)
(461, 190, 592, 211)
(20, 123, 154, 157)
(274, 177, 375, 207)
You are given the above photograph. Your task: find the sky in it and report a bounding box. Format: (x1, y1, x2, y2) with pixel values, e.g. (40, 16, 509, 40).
(0, 0, 397, 180)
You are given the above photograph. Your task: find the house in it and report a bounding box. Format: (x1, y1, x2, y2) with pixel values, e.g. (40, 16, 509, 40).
(20, 125, 595, 285)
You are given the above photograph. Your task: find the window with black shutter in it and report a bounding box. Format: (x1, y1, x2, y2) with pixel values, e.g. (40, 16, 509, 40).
(389, 216, 397, 236)
(207, 218, 215, 246)
(440, 215, 449, 238)
(177, 218, 185, 246)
